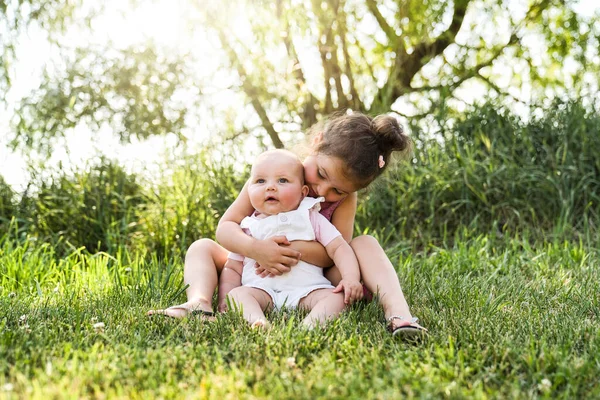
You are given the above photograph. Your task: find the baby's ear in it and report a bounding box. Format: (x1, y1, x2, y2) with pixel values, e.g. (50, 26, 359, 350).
(301, 185, 309, 198)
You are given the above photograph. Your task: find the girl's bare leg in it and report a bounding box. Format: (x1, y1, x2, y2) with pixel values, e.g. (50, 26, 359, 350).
(148, 238, 229, 318)
(298, 289, 346, 329)
(350, 235, 423, 330)
(227, 286, 273, 328)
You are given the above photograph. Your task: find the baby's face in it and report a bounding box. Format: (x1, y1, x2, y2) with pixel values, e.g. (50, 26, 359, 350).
(248, 153, 308, 216)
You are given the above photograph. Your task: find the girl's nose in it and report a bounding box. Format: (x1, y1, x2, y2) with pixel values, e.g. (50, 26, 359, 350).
(317, 183, 329, 196)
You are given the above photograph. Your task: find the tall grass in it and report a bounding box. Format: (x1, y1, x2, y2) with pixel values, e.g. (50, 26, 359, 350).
(1, 98, 600, 397)
(1, 227, 599, 398)
(135, 152, 247, 257)
(356, 99, 600, 246)
(23, 157, 144, 255)
(1, 98, 599, 253)
(0, 176, 17, 228)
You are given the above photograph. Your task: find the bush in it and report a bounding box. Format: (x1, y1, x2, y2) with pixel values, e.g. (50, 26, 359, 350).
(356, 99, 600, 244)
(134, 152, 247, 256)
(9, 98, 598, 254)
(27, 157, 144, 254)
(0, 176, 17, 232)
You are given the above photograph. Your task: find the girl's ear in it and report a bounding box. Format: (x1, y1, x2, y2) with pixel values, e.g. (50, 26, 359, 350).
(301, 185, 309, 198)
(311, 132, 323, 147)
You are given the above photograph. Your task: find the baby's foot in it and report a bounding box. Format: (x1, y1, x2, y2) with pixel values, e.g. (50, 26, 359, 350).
(250, 319, 271, 329)
(217, 300, 228, 313)
(147, 300, 215, 320)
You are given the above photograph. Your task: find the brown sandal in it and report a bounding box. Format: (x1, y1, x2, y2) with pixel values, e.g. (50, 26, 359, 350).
(387, 316, 428, 341)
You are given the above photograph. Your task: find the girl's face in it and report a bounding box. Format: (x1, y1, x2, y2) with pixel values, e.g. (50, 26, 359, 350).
(303, 154, 360, 202)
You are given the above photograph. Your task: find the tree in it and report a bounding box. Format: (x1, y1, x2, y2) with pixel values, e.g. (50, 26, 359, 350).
(2, 0, 599, 152)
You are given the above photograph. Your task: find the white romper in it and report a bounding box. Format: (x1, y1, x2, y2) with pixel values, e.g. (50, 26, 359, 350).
(238, 197, 341, 309)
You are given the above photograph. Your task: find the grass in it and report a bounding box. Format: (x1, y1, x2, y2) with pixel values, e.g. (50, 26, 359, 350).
(1, 232, 599, 399)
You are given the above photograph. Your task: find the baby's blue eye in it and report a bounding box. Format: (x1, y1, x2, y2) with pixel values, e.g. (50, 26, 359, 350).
(279, 178, 289, 183)
(256, 179, 265, 184)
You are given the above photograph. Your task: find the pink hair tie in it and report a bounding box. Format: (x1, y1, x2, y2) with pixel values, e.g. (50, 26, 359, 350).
(378, 155, 385, 168)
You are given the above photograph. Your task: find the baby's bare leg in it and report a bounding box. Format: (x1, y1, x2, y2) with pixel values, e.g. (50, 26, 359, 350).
(298, 289, 346, 329)
(227, 286, 273, 328)
(148, 238, 229, 318)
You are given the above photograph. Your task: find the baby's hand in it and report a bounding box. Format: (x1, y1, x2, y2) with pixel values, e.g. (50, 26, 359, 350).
(254, 263, 275, 278)
(333, 279, 364, 305)
(251, 236, 300, 276)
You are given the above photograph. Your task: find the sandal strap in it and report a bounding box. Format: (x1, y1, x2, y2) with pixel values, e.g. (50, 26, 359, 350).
(387, 315, 418, 324)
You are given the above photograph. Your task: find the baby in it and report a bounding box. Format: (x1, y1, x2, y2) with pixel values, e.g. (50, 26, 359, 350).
(222, 149, 363, 328)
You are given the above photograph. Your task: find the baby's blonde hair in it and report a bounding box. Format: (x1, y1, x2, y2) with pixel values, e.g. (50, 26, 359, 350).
(253, 149, 305, 183)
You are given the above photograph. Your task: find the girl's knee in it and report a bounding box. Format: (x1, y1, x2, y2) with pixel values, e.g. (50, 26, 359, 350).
(187, 238, 218, 254)
(185, 239, 228, 266)
(350, 234, 381, 251)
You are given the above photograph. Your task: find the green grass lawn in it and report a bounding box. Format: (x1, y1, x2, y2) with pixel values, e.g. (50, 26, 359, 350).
(1, 234, 599, 399)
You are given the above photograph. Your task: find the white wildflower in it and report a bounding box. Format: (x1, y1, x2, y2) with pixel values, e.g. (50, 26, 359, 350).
(93, 322, 105, 333)
(286, 357, 296, 368)
(538, 378, 552, 393)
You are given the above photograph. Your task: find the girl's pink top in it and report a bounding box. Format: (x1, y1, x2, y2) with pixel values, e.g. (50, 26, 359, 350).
(319, 198, 343, 222)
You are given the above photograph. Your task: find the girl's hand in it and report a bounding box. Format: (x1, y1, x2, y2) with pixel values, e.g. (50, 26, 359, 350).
(250, 236, 301, 276)
(333, 279, 364, 305)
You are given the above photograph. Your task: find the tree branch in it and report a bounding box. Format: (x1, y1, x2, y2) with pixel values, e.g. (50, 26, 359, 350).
(312, 0, 334, 113)
(337, 14, 364, 111)
(326, 0, 349, 109)
(365, 0, 399, 45)
(276, 0, 319, 127)
(216, 30, 284, 149)
(405, 0, 472, 85)
(475, 73, 528, 105)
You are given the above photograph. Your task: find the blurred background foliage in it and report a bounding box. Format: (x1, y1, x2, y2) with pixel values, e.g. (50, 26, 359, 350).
(1, 0, 599, 256)
(2, 99, 599, 257)
(2, 0, 599, 152)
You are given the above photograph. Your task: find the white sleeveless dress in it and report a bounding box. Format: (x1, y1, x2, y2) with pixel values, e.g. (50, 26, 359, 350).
(240, 197, 336, 309)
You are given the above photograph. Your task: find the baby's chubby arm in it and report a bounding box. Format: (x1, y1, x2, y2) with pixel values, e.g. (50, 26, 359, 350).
(325, 236, 363, 304)
(216, 180, 301, 276)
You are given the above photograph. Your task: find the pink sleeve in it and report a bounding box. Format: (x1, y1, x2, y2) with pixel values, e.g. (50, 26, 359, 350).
(228, 252, 245, 261)
(309, 209, 342, 246)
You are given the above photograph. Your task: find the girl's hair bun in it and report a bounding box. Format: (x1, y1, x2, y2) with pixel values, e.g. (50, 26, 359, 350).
(310, 111, 412, 188)
(371, 115, 410, 155)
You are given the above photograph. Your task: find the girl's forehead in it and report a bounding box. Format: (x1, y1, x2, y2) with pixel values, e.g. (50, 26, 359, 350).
(313, 154, 361, 193)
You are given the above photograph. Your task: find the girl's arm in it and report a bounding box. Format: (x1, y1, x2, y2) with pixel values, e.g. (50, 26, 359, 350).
(330, 192, 358, 243)
(287, 240, 332, 268)
(216, 180, 301, 275)
(286, 192, 358, 268)
(325, 236, 362, 304)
